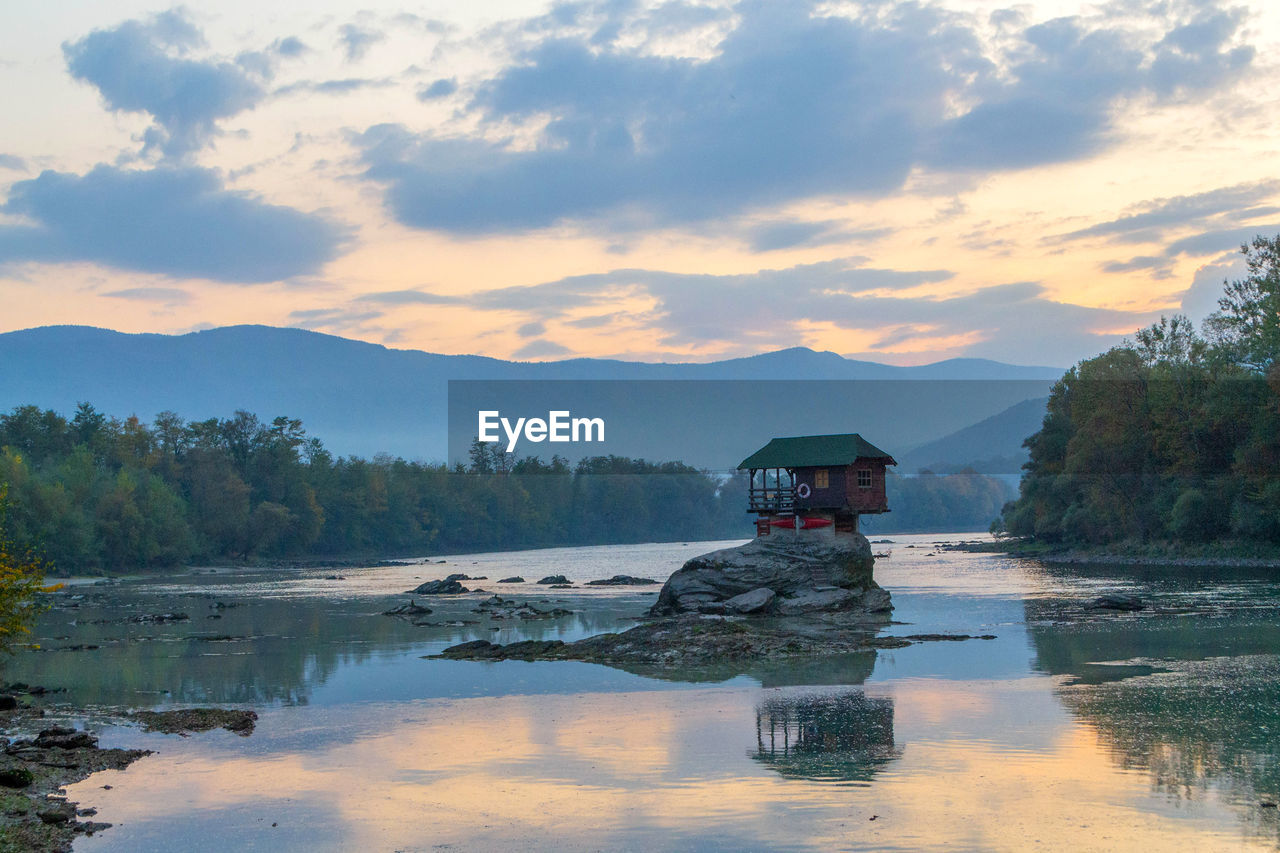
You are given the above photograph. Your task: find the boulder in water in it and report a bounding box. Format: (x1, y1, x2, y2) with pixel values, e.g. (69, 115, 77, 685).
(650, 535, 889, 616)
(723, 587, 777, 614)
(383, 600, 433, 617)
(1087, 594, 1145, 612)
(410, 579, 468, 595)
(585, 575, 660, 586)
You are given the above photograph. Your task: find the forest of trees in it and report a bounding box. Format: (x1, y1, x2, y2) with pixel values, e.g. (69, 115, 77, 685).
(875, 469, 1012, 534)
(0, 407, 756, 573)
(0, 400, 1013, 573)
(996, 235, 1280, 547)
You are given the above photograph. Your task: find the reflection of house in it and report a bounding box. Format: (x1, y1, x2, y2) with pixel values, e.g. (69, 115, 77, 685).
(739, 434, 896, 537)
(753, 691, 901, 783)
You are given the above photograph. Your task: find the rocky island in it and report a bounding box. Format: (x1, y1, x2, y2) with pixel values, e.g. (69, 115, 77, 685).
(647, 534, 890, 616)
(436, 534, 988, 671)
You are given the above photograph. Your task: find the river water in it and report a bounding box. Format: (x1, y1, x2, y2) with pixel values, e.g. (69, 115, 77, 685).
(7, 534, 1280, 851)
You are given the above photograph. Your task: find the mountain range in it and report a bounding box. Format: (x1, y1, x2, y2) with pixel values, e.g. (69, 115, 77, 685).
(0, 325, 1061, 467)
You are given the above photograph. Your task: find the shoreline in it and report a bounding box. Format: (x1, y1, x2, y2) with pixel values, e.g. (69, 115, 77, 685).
(45, 532, 1002, 580)
(962, 539, 1280, 569)
(0, 700, 257, 852)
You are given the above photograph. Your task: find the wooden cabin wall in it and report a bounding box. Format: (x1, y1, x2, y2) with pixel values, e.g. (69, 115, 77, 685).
(845, 461, 889, 512)
(792, 465, 847, 510)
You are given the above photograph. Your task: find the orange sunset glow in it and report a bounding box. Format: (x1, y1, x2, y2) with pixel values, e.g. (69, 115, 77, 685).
(4, 0, 1279, 365)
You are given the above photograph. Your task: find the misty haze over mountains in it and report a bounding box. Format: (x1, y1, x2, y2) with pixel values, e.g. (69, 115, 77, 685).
(0, 325, 1058, 469)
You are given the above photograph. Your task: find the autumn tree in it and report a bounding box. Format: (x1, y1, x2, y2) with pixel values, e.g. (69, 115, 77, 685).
(0, 485, 54, 652)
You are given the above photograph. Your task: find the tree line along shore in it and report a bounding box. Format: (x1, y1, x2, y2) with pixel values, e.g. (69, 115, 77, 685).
(0, 406, 1007, 575)
(8, 233, 1274, 578)
(993, 235, 1280, 555)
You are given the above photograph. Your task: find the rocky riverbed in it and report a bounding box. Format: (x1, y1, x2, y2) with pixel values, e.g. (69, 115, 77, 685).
(434, 612, 995, 666)
(0, 698, 258, 852)
(435, 534, 995, 670)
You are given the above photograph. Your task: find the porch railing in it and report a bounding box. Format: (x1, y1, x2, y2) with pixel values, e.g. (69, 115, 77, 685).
(748, 485, 795, 514)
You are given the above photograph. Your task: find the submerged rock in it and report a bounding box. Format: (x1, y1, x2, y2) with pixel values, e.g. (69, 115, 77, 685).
(383, 600, 433, 617)
(410, 579, 469, 595)
(435, 612, 912, 666)
(129, 612, 189, 624)
(585, 575, 660, 586)
(0, 725, 150, 849)
(131, 708, 258, 736)
(35, 727, 98, 750)
(0, 766, 33, 788)
(1087, 594, 1145, 612)
(432, 536, 911, 672)
(439, 639, 567, 660)
(474, 596, 572, 621)
(650, 535, 890, 616)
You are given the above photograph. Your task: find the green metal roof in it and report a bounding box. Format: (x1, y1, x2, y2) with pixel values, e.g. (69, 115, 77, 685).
(738, 433, 897, 469)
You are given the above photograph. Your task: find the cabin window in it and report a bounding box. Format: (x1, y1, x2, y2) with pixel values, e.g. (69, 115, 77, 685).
(814, 469, 829, 489)
(857, 469, 872, 489)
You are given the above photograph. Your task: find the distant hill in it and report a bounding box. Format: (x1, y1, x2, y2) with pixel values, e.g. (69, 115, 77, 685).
(0, 325, 1063, 462)
(898, 397, 1050, 475)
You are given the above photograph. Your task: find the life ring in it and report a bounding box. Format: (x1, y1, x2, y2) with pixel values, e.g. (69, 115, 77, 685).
(796, 482, 811, 498)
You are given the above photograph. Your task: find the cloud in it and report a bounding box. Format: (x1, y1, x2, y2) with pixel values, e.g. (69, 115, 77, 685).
(273, 36, 308, 57)
(1059, 181, 1280, 243)
(1101, 255, 1174, 279)
(1164, 224, 1280, 258)
(511, 339, 572, 359)
(288, 307, 385, 333)
(101, 286, 192, 305)
(465, 259, 951, 323)
(339, 24, 384, 62)
(564, 312, 624, 329)
(0, 165, 347, 283)
(276, 78, 395, 96)
(355, 289, 461, 305)
(417, 78, 458, 100)
(745, 220, 890, 252)
(1179, 254, 1247, 322)
(0, 154, 27, 172)
(63, 9, 269, 159)
(356, 0, 1254, 235)
(421, 257, 1145, 364)
(516, 320, 546, 337)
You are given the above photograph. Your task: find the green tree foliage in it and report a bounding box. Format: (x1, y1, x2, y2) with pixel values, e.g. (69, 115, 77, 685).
(1204, 234, 1280, 372)
(997, 235, 1280, 547)
(0, 405, 761, 572)
(0, 398, 1007, 571)
(867, 469, 1013, 534)
(0, 485, 54, 651)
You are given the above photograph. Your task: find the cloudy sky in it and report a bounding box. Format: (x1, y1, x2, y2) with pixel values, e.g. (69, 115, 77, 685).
(3, 0, 1277, 366)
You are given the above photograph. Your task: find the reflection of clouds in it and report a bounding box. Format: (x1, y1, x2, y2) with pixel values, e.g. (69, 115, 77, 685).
(80, 690, 873, 850)
(74, 678, 1279, 852)
(52, 546, 1280, 850)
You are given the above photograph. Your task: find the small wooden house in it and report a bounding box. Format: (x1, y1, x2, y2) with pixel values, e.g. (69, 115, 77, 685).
(738, 433, 896, 536)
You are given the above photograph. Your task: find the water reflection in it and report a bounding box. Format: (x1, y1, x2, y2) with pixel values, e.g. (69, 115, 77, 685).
(16, 537, 1280, 851)
(1024, 571, 1280, 846)
(11, 580, 656, 707)
(753, 690, 901, 784)
(612, 651, 878, 687)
